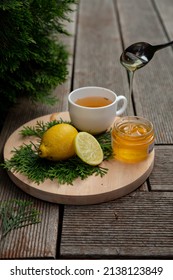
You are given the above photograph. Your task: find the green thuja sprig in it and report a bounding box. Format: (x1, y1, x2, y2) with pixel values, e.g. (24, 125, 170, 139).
(1, 142, 109, 185)
(2, 144, 48, 184)
(48, 156, 108, 185)
(96, 129, 113, 160)
(0, 199, 41, 239)
(20, 119, 70, 138)
(1, 121, 113, 185)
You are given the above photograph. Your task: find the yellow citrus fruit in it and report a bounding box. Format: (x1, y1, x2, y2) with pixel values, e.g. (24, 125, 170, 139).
(38, 123, 78, 161)
(74, 132, 103, 166)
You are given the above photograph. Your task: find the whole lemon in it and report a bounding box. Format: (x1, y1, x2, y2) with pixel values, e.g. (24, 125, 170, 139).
(38, 123, 78, 161)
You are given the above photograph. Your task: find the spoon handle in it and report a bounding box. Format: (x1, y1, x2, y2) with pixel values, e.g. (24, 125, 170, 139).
(154, 40, 173, 51)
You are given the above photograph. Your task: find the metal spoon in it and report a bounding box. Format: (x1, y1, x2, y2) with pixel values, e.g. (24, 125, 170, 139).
(120, 41, 173, 71)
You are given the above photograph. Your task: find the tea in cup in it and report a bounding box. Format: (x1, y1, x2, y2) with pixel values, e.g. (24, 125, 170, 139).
(68, 86, 127, 134)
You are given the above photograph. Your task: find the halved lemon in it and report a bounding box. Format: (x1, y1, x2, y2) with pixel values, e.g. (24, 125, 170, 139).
(74, 132, 104, 166)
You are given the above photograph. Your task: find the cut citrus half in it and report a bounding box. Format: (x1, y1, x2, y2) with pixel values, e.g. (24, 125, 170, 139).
(74, 132, 104, 166)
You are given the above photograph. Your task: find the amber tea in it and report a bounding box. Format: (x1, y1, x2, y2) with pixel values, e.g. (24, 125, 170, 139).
(68, 86, 127, 134)
(75, 96, 113, 107)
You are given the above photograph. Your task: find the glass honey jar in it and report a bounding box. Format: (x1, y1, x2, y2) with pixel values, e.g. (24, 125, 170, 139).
(111, 116, 155, 163)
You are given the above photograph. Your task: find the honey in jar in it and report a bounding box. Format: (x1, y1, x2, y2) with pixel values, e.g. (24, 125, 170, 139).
(111, 116, 155, 163)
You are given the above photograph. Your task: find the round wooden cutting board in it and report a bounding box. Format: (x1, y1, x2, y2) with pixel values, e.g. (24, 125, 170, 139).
(3, 112, 154, 205)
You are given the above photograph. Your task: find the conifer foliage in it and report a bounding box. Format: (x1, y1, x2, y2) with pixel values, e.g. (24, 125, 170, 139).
(0, 0, 77, 115)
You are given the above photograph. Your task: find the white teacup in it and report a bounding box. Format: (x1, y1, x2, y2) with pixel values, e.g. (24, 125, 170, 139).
(68, 86, 127, 134)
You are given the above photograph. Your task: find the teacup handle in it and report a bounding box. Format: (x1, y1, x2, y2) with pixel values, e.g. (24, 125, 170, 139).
(116, 95, 127, 116)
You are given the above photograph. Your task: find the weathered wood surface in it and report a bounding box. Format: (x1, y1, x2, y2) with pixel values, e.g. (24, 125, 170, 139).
(1, 0, 173, 259)
(3, 112, 154, 206)
(0, 8, 77, 259)
(60, 0, 173, 259)
(149, 146, 173, 191)
(74, 0, 131, 113)
(60, 192, 173, 258)
(117, 0, 173, 144)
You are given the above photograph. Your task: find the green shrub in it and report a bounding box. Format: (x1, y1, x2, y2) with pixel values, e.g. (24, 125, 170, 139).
(0, 0, 77, 123)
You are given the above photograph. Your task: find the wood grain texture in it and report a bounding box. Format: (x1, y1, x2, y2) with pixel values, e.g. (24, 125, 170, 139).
(74, 0, 132, 114)
(149, 146, 173, 191)
(3, 112, 154, 205)
(0, 196, 59, 259)
(155, 0, 173, 39)
(61, 192, 173, 258)
(0, 8, 77, 259)
(117, 0, 173, 144)
(1, 0, 173, 259)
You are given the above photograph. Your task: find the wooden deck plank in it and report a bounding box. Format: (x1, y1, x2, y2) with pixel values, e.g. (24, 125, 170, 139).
(149, 146, 173, 191)
(117, 0, 173, 144)
(60, 192, 173, 258)
(1, 0, 173, 260)
(0, 8, 77, 259)
(0, 192, 59, 259)
(155, 0, 173, 39)
(73, 0, 131, 114)
(0, 164, 60, 259)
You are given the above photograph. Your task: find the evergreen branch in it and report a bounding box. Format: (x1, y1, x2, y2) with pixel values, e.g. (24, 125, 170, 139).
(20, 119, 70, 137)
(1, 130, 113, 185)
(1, 120, 113, 185)
(96, 129, 113, 160)
(48, 156, 109, 185)
(0, 199, 41, 239)
(0, 0, 79, 128)
(1, 141, 110, 185)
